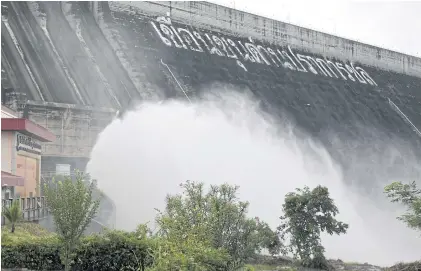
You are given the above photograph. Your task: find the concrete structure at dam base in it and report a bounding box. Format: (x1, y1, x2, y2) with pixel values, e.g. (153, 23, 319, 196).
(1, 1, 420, 187)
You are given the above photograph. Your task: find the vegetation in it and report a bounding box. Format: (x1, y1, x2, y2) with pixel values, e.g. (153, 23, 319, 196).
(1, 225, 154, 270)
(385, 261, 421, 271)
(1, 223, 58, 245)
(42, 170, 102, 271)
(278, 185, 348, 269)
(2, 199, 22, 233)
(152, 181, 281, 270)
(384, 181, 421, 232)
(3, 173, 420, 270)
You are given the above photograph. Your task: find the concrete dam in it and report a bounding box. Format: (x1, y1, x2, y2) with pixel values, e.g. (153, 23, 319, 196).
(2, 0, 421, 262)
(2, 1, 420, 180)
(2, 1, 421, 238)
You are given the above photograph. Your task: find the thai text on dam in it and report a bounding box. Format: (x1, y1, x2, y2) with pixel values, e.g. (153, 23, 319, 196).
(150, 17, 378, 87)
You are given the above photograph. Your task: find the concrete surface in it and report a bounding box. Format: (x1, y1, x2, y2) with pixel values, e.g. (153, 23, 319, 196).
(1, 0, 420, 188)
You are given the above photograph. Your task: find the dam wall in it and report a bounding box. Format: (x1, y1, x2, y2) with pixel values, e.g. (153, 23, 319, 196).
(113, 1, 421, 77)
(1, 1, 420, 188)
(99, 1, 421, 186)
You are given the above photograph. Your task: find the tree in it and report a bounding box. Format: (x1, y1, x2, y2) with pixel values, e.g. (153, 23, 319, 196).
(384, 181, 421, 232)
(278, 185, 348, 269)
(43, 170, 101, 271)
(154, 181, 282, 269)
(2, 199, 22, 233)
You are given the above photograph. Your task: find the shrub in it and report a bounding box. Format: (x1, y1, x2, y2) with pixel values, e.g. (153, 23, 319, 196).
(244, 264, 256, 271)
(72, 230, 154, 270)
(1, 243, 63, 270)
(1, 229, 154, 270)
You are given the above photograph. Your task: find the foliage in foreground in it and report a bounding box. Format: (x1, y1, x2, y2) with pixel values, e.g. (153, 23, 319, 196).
(385, 261, 421, 271)
(154, 181, 282, 269)
(1, 227, 154, 271)
(43, 171, 102, 271)
(278, 185, 349, 269)
(384, 181, 421, 232)
(2, 199, 22, 233)
(1, 223, 58, 246)
(2, 179, 356, 270)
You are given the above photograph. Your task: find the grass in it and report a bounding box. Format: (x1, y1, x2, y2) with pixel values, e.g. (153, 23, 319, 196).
(1, 222, 58, 245)
(248, 264, 299, 271)
(251, 264, 279, 270)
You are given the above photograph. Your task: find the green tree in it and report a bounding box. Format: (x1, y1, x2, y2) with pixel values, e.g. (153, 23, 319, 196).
(2, 199, 22, 233)
(43, 171, 101, 271)
(154, 181, 281, 270)
(278, 185, 348, 269)
(148, 226, 230, 271)
(384, 181, 421, 232)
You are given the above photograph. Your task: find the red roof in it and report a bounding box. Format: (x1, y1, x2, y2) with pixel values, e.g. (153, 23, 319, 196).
(1, 171, 25, 187)
(1, 118, 55, 142)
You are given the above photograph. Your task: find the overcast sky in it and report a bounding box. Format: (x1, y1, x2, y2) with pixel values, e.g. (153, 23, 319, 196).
(208, 0, 421, 58)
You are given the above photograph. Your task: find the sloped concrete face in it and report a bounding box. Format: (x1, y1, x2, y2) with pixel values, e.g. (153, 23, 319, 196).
(2, 2, 421, 185)
(99, 2, 421, 185)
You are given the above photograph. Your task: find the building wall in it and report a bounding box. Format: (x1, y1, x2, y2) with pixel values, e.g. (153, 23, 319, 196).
(1, 106, 18, 174)
(15, 132, 42, 197)
(15, 154, 39, 198)
(1, 131, 15, 173)
(1, 130, 43, 197)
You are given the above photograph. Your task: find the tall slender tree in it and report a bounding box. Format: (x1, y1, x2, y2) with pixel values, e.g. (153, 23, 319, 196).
(43, 170, 101, 271)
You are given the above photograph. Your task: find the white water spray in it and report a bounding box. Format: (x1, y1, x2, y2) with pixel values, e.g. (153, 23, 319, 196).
(87, 89, 420, 266)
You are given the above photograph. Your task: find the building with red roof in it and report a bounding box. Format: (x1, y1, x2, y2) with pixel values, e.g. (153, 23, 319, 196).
(1, 105, 55, 199)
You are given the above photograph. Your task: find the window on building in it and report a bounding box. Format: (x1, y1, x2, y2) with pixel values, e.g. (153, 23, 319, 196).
(56, 164, 71, 176)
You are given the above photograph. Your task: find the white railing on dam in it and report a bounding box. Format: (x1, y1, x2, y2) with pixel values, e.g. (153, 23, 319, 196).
(388, 98, 421, 138)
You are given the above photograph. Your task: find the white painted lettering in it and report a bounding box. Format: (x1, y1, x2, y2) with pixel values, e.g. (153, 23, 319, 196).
(150, 21, 172, 47)
(297, 54, 318, 74)
(177, 28, 204, 52)
(288, 46, 308, 72)
(354, 66, 378, 86)
(219, 37, 238, 59)
(237, 41, 256, 63)
(170, 26, 188, 49)
(213, 35, 237, 59)
(346, 64, 367, 84)
(150, 20, 378, 86)
(205, 33, 224, 56)
(336, 62, 356, 81)
(277, 49, 298, 71)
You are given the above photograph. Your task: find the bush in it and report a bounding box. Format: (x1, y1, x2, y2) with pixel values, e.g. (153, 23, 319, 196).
(72, 230, 154, 270)
(147, 234, 230, 271)
(1, 243, 63, 270)
(1, 229, 154, 270)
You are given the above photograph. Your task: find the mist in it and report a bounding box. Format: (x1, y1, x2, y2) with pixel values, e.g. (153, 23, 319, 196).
(87, 89, 421, 266)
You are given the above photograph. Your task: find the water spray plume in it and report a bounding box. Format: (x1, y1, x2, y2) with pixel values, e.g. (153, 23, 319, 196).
(87, 89, 421, 266)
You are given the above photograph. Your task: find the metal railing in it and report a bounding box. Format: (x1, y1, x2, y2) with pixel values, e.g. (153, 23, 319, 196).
(388, 97, 421, 138)
(1, 196, 49, 225)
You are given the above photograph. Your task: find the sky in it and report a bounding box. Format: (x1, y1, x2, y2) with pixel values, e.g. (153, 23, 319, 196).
(208, 0, 421, 57)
